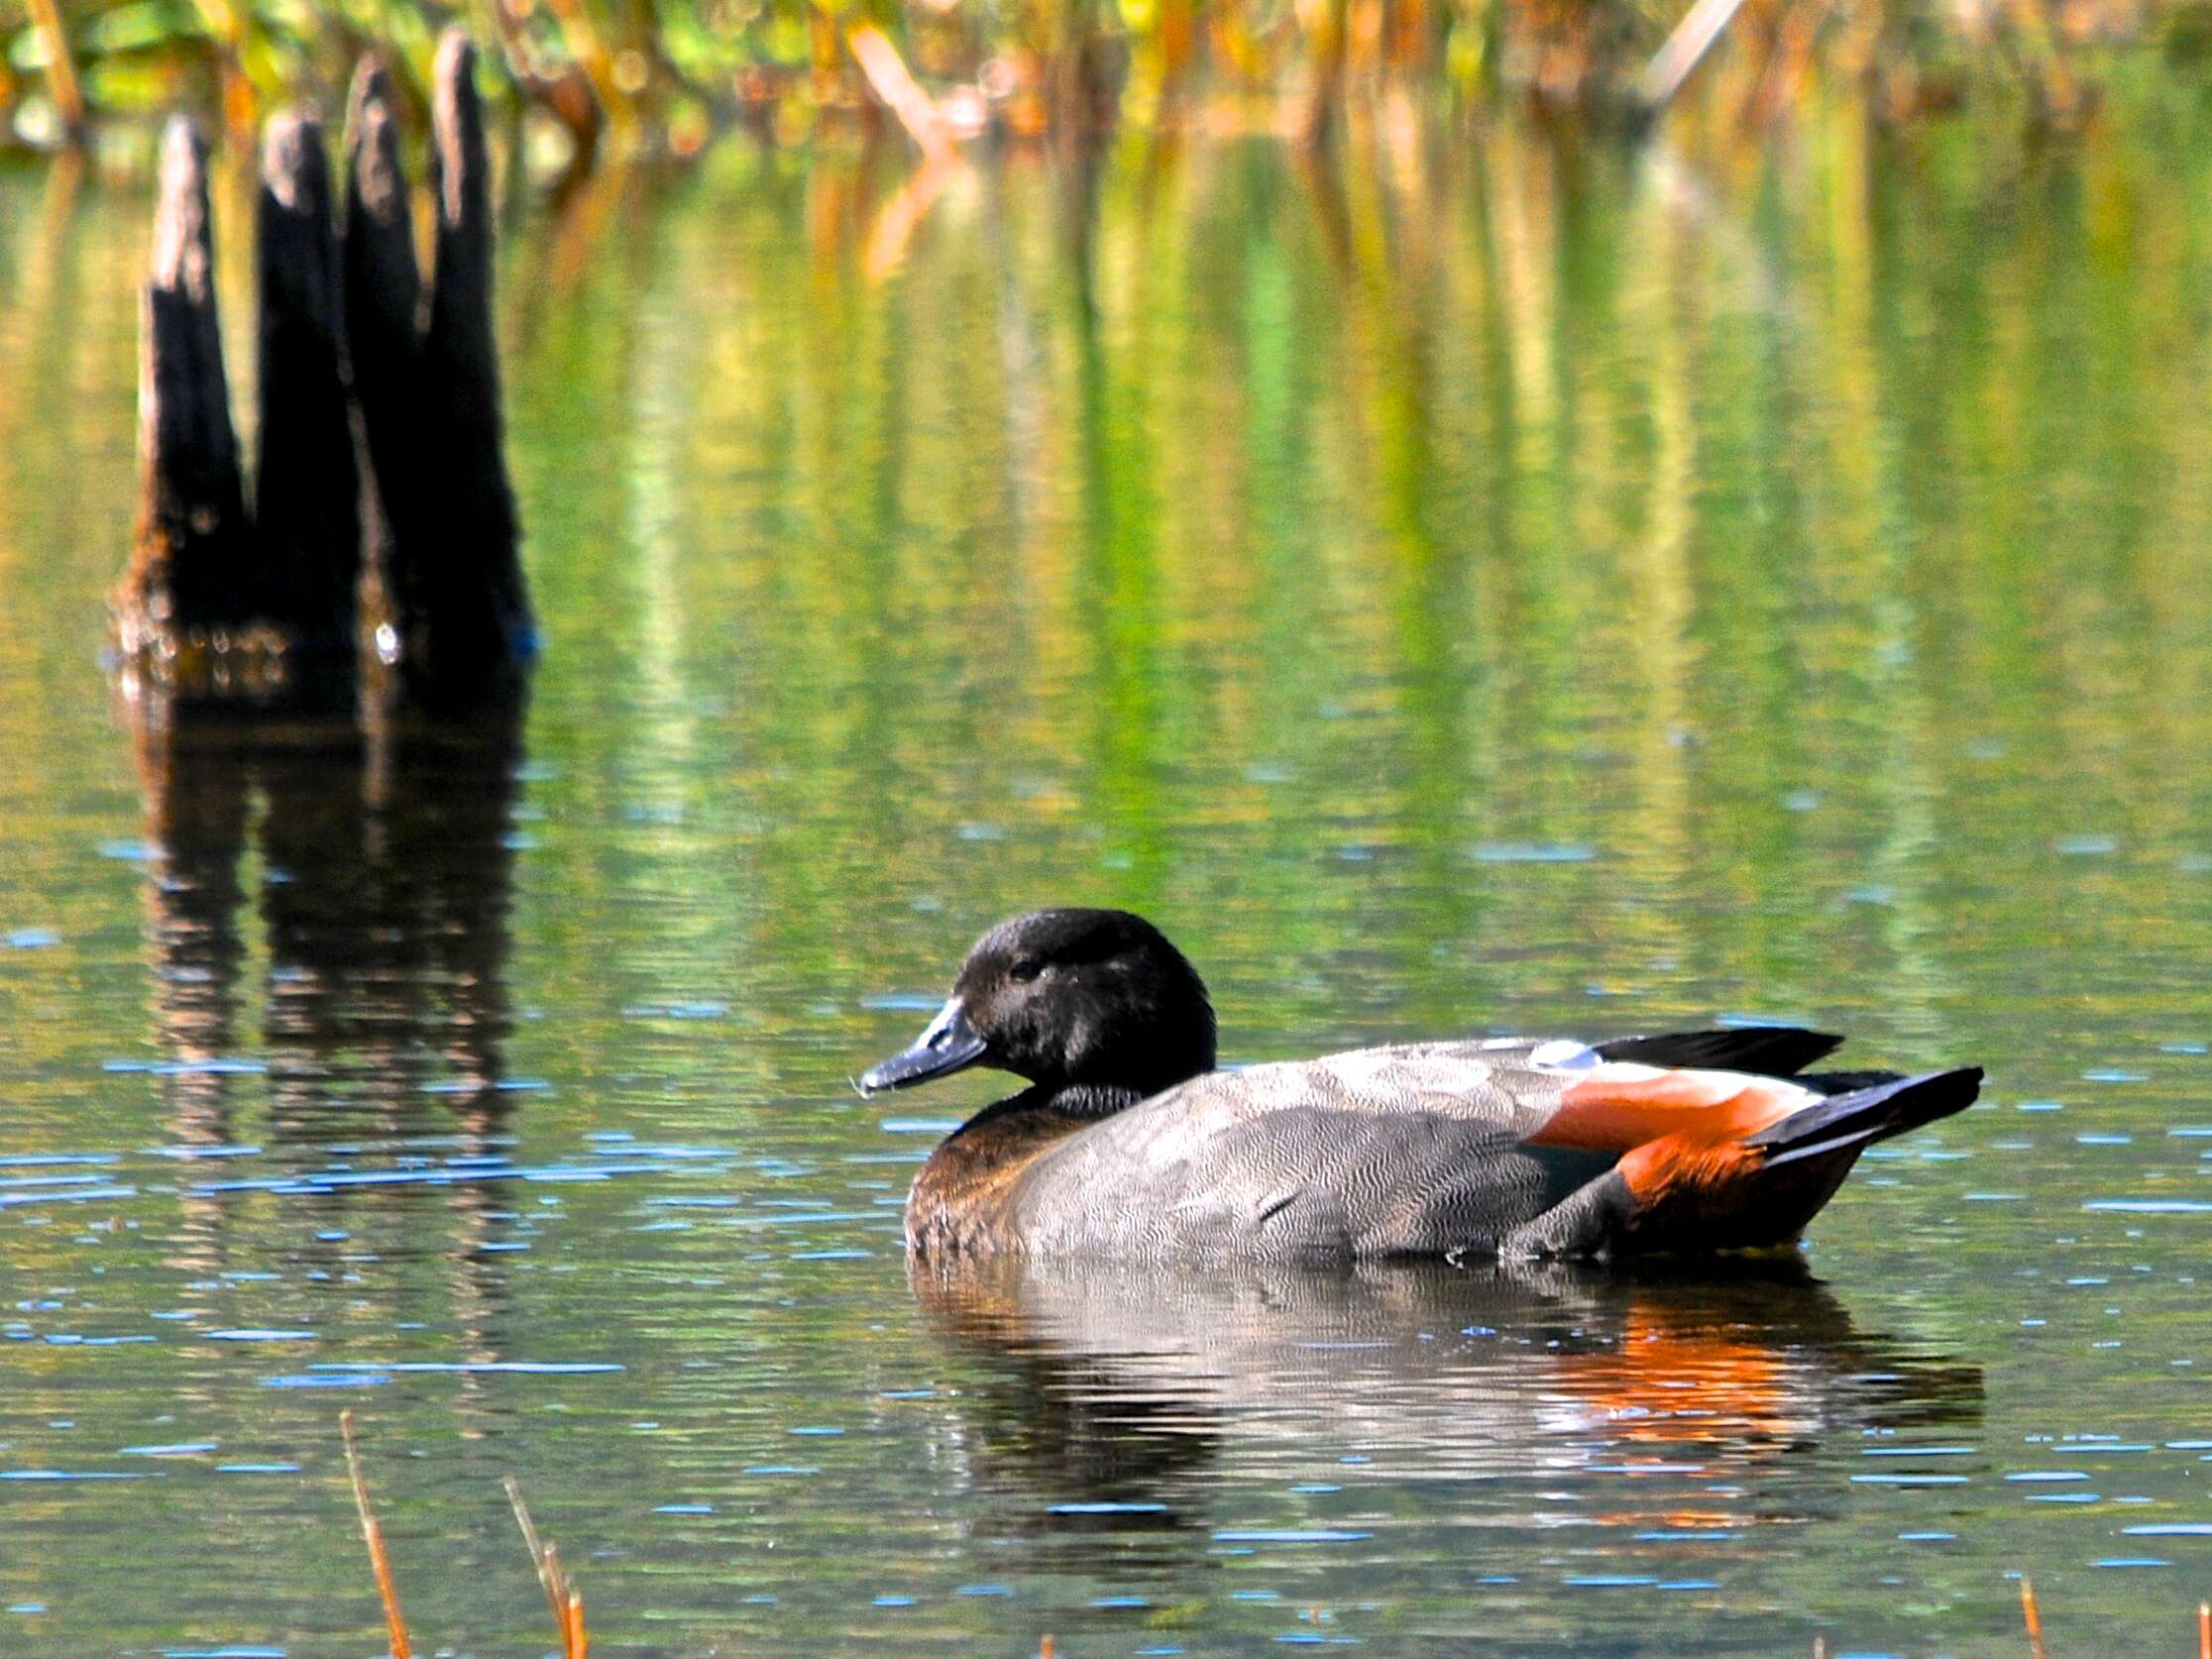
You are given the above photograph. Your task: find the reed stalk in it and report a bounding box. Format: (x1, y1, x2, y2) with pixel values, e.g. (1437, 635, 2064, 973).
(4, 0, 2185, 159)
(2020, 1576, 2048, 1659)
(24, 0, 86, 144)
(504, 1474, 588, 1659)
(339, 1411, 414, 1659)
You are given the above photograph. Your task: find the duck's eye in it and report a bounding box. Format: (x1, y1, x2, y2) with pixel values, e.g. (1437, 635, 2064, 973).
(1007, 959, 1043, 983)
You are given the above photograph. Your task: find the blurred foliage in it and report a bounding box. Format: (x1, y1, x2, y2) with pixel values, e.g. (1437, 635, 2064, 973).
(7, 0, 2212, 165)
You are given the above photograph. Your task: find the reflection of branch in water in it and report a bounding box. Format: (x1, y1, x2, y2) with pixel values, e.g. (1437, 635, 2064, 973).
(126, 688, 530, 1352)
(131, 705, 254, 1152)
(912, 1253, 1980, 1541)
(864, 151, 959, 284)
(363, 704, 529, 1122)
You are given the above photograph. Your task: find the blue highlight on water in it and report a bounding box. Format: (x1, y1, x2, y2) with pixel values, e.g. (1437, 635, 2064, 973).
(1213, 1529, 1374, 1543)
(308, 1361, 622, 1375)
(193, 1158, 668, 1196)
(1468, 840, 1597, 864)
(0, 1184, 137, 1210)
(1052, 1501, 1167, 1515)
(2055, 834, 2120, 856)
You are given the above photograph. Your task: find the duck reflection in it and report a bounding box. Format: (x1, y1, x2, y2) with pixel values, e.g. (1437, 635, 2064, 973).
(914, 1254, 1979, 1559)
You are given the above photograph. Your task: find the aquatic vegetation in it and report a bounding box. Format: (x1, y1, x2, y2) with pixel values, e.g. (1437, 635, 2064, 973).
(4, 0, 2206, 167)
(340, 1411, 415, 1659)
(341, 1409, 588, 1659)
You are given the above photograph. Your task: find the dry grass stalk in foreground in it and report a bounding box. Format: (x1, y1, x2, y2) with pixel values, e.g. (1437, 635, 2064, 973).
(337, 1434, 2200, 1659)
(339, 1409, 413, 1659)
(1811, 1580, 2212, 1654)
(506, 1474, 590, 1659)
(339, 1411, 587, 1658)
(2021, 1576, 2048, 1659)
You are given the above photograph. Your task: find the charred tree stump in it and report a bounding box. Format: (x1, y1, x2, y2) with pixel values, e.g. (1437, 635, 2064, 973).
(119, 29, 532, 714)
(254, 112, 359, 663)
(121, 118, 259, 670)
(340, 55, 422, 652)
(345, 35, 535, 705)
(426, 35, 530, 666)
(119, 113, 359, 703)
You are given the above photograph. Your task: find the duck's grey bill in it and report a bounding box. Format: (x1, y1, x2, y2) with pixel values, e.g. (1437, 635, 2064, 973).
(858, 999, 989, 1094)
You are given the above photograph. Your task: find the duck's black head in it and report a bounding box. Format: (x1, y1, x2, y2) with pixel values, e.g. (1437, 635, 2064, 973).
(858, 908, 1217, 1110)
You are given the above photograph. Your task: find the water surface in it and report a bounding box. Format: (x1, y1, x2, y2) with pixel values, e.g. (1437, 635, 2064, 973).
(4, 91, 2212, 1654)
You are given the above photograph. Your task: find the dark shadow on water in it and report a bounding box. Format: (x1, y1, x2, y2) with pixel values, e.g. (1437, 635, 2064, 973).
(913, 1252, 1981, 1570)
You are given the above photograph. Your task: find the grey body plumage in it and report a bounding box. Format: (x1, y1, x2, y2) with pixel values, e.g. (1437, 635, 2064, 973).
(983, 1044, 1611, 1262)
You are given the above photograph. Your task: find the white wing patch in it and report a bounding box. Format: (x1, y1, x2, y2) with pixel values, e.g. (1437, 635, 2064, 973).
(1528, 1039, 1601, 1071)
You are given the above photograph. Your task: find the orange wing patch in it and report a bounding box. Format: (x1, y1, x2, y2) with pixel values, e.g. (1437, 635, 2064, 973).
(1530, 1062, 1818, 1155)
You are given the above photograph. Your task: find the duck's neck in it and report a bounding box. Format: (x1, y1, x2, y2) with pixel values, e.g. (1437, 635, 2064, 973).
(936, 1081, 1143, 1159)
(1016, 1078, 1151, 1123)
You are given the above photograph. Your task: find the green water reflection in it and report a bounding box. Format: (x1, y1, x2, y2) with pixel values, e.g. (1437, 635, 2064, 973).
(3, 84, 2212, 1654)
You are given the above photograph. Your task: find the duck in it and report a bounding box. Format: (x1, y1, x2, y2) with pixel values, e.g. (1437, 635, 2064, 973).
(858, 908, 1983, 1263)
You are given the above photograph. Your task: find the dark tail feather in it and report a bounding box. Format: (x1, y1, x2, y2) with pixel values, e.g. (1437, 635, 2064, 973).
(1598, 1026, 1846, 1077)
(1750, 1068, 1984, 1166)
(1798, 1068, 1906, 1096)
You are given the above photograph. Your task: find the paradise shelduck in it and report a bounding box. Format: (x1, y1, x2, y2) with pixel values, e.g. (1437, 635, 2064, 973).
(859, 908, 1983, 1262)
